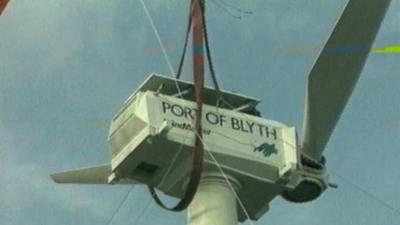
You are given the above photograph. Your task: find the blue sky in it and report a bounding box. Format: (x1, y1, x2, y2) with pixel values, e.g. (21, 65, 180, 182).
(1, 0, 399, 225)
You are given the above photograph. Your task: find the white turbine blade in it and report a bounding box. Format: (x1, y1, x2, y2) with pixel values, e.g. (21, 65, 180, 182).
(301, 0, 392, 162)
(51, 164, 112, 184)
(50, 164, 137, 185)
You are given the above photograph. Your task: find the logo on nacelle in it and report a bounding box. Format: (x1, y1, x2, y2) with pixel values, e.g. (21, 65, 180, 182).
(254, 143, 278, 157)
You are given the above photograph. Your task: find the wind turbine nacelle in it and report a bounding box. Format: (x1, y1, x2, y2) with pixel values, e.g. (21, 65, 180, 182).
(106, 74, 326, 221)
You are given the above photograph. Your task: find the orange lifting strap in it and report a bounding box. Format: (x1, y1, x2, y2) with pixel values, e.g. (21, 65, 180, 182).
(148, 0, 206, 212)
(0, 0, 11, 17)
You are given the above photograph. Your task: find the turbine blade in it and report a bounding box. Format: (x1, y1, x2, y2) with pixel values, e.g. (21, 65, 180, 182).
(301, 0, 392, 162)
(50, 164, 137, 185)
(51, 164, 112, 184)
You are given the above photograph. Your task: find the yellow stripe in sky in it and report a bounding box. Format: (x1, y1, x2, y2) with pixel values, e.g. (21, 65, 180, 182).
(371, 45, 400, 54)
(283, 45, 400, 54)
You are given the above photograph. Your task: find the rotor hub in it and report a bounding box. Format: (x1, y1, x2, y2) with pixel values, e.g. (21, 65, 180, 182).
(281, 155, 329, 203)
(282, 177, 326, 203)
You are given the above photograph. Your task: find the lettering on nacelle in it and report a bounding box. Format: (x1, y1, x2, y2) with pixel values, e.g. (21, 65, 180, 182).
(161, 101, 278, 140)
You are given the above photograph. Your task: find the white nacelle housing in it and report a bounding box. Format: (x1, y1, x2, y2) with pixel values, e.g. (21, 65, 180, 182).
(107, 74, 300, 220)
